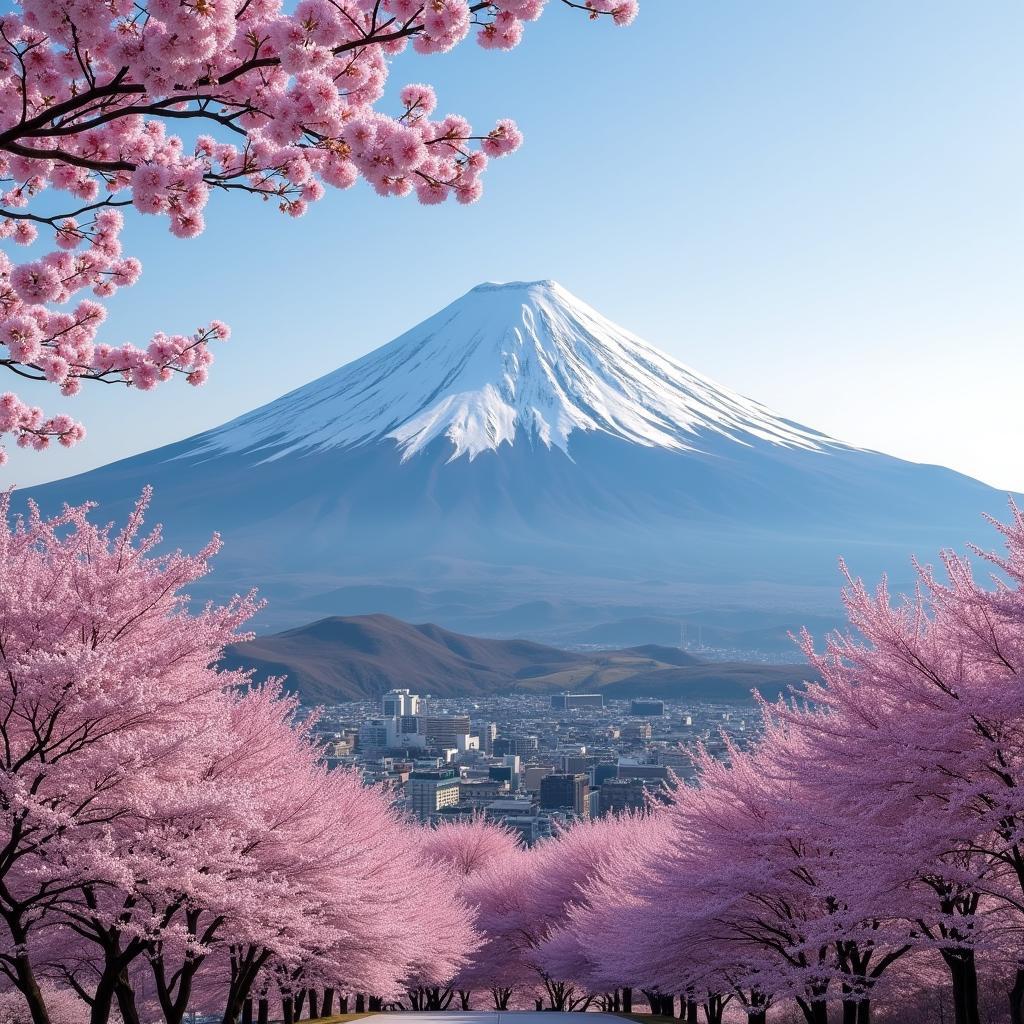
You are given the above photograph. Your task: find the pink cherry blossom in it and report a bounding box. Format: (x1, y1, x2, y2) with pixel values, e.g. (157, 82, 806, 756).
(0, 0, 638, 463)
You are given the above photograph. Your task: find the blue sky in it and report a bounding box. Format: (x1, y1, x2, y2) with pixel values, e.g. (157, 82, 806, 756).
(5, 0, 1022, 490)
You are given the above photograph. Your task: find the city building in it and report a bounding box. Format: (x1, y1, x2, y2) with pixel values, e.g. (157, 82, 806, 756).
(622, 721, 653, 741)
(599, 777, 648, 816)
(493, 734, 538, 757)
(358, 716, 400, 752)
(539, 772, 590, 816)
(460, 778, 508, 802)
(480, 722, 498, 754)
(406, 767, 461, 821)
(559, 753, 590, 775)
(630, 699, 666, 717)
(550, 692, 604, 710)
(523, 765, 554, 792)
(617, 760, 671, 783)
(418, 714, 472, 748)
(382, 688, 420, 717)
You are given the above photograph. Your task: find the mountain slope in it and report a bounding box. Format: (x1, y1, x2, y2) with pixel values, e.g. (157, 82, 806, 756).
(198, 280, 836, 463)
(220, 614, 815, 704)
(20, 280, 1011, 637)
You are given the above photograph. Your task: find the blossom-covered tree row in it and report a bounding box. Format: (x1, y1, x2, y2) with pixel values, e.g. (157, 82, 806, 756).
(463, 503, 1024, 1024)
(0, 0, 637, 461)
(5, 493, 1024, 1024)
(0, 490, 489, 1024)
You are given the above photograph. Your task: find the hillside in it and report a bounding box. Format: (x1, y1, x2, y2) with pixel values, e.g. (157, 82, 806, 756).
(221, 614, 815, 704)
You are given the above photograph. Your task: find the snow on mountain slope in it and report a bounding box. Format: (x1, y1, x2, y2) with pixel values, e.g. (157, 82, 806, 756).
(197, 279, 843, 463)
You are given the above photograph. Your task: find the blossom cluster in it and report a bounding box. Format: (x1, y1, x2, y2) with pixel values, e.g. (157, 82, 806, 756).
(0, 0, 637, 463)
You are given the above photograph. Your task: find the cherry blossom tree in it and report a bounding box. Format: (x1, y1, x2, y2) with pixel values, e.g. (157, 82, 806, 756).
(0, 0, 638, 461)
(0, 487, 258, 1024)
(414, 815, 518, 1010)
(461, 812, 662, 1012)
(772, 504, 1024, 1024)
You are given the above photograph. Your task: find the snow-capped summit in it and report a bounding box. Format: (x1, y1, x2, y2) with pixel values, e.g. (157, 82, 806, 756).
(199, 279, 837, 464)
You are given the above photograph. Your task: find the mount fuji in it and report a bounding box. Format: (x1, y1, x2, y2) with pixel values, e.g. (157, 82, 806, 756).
(20, 280, 1009, 641)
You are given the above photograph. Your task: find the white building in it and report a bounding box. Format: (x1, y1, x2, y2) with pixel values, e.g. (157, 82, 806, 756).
(359, 717, 400, 751)
(382, 688, 420, 717)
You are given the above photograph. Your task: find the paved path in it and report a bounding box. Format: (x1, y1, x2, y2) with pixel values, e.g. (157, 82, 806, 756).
(366, 1014, 621, 1024)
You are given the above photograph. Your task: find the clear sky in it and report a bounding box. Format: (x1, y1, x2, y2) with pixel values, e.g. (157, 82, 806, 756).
(4, 0, 1022, 490)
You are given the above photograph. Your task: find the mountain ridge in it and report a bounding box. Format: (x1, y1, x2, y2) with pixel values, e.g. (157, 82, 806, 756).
(220, 613, 816, 704)
(188, 279, 844, 464)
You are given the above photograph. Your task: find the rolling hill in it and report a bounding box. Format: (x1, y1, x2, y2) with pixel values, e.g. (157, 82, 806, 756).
(221, 614, 816, 704)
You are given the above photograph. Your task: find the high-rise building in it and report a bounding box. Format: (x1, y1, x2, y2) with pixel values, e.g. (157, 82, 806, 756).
(630, 699, 666, 717)
(623, 721, 653, 741)
(382, 688, 420, 717)
(617, 760, 670, 783)
(406, 767, 460, 820)
(418, 714, 472, 748)
(559, 753, 590, 775)
(539, 773, 590, 816)
(358, 717, 399, 752)
(523, 765, 554, 792)
(480, 723, 497, 754)
(550, 692, 604, 710)
(492, 734, 537, 757)
(599, 778, 648, 816)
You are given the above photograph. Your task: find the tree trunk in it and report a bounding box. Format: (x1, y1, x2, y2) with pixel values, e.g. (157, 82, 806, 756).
(458, 990, 472, 1010)
(5, 921, 50, 1024)
(942, 949, 982, 1024)
(1010, 968, 1024, 1024)
(308, 991, 318, 1019)
(491, 988, 512, 1010)
(368, 996, 382, 1012)
(257, 998, 269, 1024)
(114, 971, 141, 1024)
(282, 996, 294, 1024)
(749, 1014, 766, 1024)
(241, 1000, 253, 1024)
(685, 998, 698, 1023)
(623, 987, 632, 1012)
(222, 951, 267, 1024)
(90, 970, 118, 1024)
(801, 1000, 829, 1024)
(322, 989, 335, 1018)
(702, 995, 726, 1024)
(355, 994, 365, 1013)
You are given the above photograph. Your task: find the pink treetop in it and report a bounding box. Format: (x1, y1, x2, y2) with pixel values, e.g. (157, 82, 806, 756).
(0, 0, 637, 461)
(418, 813, 520, 877)
(461, 811, 662, 1008)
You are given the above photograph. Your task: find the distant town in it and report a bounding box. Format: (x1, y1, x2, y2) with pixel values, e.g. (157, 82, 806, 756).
(312, 689, 761, 841)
